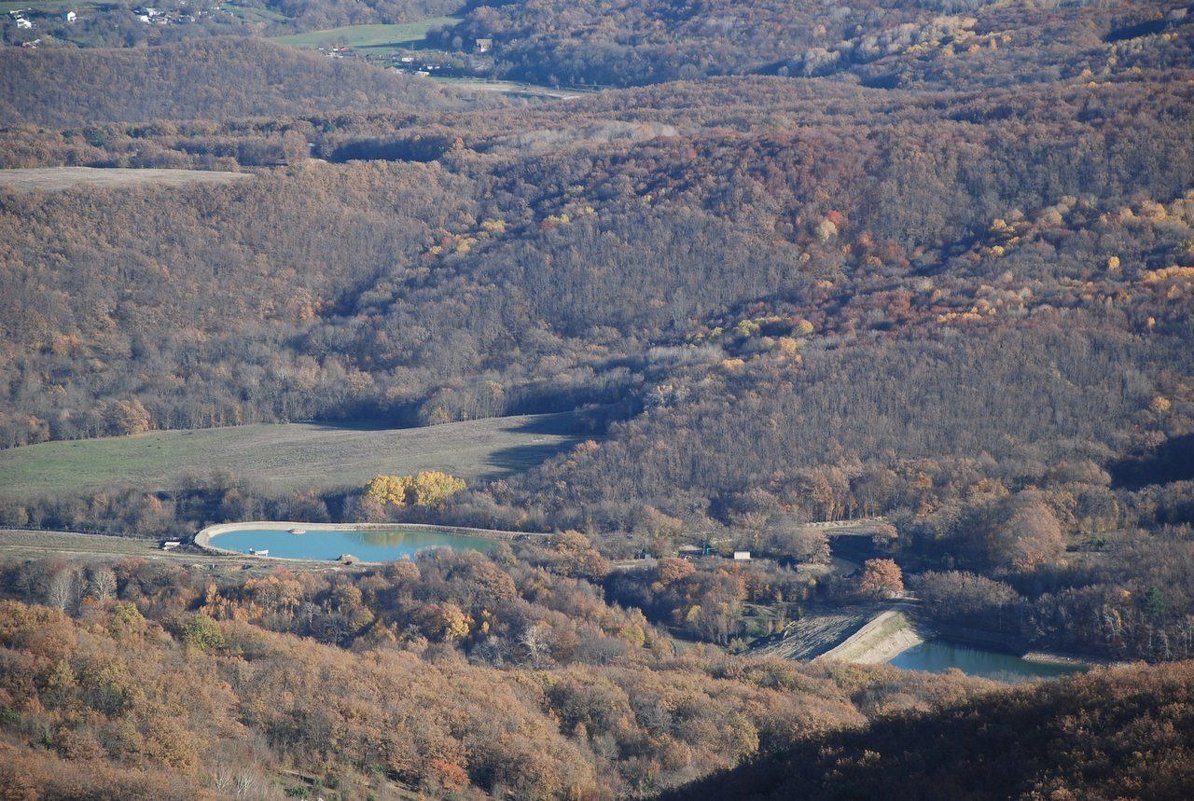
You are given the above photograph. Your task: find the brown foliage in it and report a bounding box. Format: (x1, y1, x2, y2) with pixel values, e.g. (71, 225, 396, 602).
(859, 559, 904, 599)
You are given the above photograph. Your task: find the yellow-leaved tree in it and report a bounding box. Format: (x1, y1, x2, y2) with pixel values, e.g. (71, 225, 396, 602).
(364, 471, 466, 509)
(365, 474, 410, 508)
(407, 470, 467, 507)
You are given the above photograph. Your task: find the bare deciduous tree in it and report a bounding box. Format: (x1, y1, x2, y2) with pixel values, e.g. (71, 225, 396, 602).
(44, 566, 80, 612)
(87, 564, 117, 601)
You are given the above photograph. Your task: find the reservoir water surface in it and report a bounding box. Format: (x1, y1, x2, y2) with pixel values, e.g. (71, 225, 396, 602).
(208, 526, 497, 562)
(889, 640, 1085, 682)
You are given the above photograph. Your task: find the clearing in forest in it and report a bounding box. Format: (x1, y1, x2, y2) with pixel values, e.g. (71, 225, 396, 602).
(0, 413, 585, 499)
(268, 18, 460, 54)
(0, 167, 252, 192)
(0, 0, 100, 11)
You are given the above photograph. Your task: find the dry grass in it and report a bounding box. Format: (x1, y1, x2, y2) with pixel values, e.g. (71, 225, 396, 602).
(0, 167, 252, 192)
(0, 413, 584, 499)
(0, 529, 167, 559)
(269, 18, 460, 52)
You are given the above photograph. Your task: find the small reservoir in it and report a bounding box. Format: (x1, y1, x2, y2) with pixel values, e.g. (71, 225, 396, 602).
(206, 525, 498, 562)
(889, 640, 1085, 682)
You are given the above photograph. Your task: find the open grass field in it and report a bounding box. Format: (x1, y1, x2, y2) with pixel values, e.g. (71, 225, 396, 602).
(0, 413, 584, 499)
(269, 18, 460, 53)
(0, 0, 101, 13)
(0, 167, 253, 193)
(218, 0, 288, 24)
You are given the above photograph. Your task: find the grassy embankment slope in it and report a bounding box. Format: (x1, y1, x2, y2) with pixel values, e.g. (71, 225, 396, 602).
(0, 413, 584, 499)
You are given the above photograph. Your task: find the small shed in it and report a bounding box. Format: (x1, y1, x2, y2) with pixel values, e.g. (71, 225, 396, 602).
(161, 540, 181, 550)
(733, 551, 751, 561)
(475, 37, 493, 53)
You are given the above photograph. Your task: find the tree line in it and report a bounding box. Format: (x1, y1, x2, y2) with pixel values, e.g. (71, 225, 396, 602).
(0, 549, 993, 800)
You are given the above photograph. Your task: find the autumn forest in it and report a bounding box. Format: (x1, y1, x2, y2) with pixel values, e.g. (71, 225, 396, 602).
(1, 0, 1194, 798)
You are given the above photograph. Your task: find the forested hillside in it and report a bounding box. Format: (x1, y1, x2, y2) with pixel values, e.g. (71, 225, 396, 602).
(3, 74, 1191, 444)
(3, 545, 1193, 800)
(450, 0, 1194, 87)
(2, 2, 1193, 668)
(0, 39, 460, 127)
(664, 660, 1194, 800)
(2, 1, 1194, 797)
(0, 551, 993, 799)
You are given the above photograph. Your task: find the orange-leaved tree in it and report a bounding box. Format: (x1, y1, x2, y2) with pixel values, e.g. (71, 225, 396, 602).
(859, 558, 904, 599)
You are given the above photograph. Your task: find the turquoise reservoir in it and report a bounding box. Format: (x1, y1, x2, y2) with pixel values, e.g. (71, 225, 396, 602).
(889, 640, 1085, 682)
(208, 526, 497, 562)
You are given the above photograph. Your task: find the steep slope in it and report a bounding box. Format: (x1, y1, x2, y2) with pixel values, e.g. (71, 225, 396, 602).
(662, 661, 1194, 801)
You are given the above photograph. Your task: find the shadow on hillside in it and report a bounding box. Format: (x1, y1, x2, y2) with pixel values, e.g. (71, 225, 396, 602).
(1109, 432, 1194, 489)
(505, 410, 591, 436)
(484, 440, 580, 475)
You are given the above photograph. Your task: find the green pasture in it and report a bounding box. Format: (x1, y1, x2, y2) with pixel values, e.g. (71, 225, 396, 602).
(269, 17, 460, 54)
(0, 412, 584, 499)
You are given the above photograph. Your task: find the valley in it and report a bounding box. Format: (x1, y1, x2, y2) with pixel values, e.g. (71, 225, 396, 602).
(0, 0, 1192, 798)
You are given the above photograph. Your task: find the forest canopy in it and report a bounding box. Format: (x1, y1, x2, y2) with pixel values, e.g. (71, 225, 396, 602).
(1, 1, 1193, 798)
